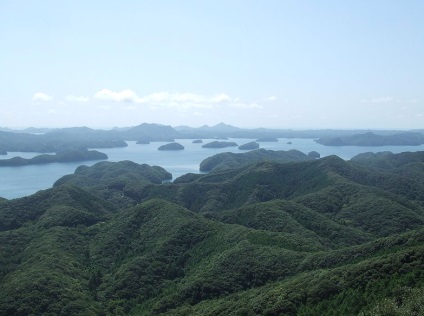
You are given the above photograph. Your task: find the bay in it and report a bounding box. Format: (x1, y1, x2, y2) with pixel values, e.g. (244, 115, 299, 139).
(1, 138, 424, 200)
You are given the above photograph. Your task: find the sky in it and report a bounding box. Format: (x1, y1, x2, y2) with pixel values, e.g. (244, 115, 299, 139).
(0, 0, 423, 129)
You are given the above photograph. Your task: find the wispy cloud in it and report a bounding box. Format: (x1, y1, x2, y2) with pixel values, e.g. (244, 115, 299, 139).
(66, 95, 89, 103)
(94, 89, 263, 110)
(361, 96, 393, 103)
(33, 92, 53, 102)
(267, 96, 277, 102)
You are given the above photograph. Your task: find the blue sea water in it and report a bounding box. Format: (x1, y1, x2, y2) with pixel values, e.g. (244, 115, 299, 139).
(1, 138, 424, 199)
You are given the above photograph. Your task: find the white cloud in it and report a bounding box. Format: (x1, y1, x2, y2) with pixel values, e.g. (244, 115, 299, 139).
(94, 89, 263, 110)
(33, 92, 53, 102)
(66, 95, 89, 103)
(267, 96, 277, 101)
(94, 89, 141, 103)
(361, 96, 393, 103)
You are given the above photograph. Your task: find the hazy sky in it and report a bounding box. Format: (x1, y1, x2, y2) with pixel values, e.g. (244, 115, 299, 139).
(1, 1, 423, 129)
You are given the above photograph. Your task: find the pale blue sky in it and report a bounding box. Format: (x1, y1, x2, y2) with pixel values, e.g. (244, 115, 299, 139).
(1, 0, 423, 129)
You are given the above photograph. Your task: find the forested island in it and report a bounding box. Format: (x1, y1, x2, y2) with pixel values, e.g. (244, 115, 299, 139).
(0, 149, 107, 167)
(1, 150, 424, 315)
(157, 143, 185, 151)
(202, 141, 238, 148)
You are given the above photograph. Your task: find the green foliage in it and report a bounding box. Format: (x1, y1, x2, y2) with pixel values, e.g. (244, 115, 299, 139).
(2, 152, 424, 315)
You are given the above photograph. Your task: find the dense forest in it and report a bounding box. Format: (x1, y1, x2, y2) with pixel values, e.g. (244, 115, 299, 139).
(1, 150, 424, 315)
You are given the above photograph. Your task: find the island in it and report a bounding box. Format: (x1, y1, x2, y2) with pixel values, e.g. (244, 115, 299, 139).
(238, 141, 260, 150)
(192, 139, 203, 143)
(287, 141, 292, 144)
(202, 141, 238, 148)
(0, 149, 108, 167)
(256, 137, 278, 142)
(157, 142, 185, 151)
(315, 132, 424, 146)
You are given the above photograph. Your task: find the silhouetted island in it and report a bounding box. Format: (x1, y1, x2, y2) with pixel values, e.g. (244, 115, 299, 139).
(0, 149, 108, 167)
(202, 141, 238, 148)
(157, 142, 185, 151)
(238, 141, 260, 150)
(192, 139, 203, 144)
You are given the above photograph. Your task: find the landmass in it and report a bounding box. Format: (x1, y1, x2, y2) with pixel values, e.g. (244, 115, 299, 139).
(1, 152, 424, 314)
(192, 139, 203, 143)
(0, 150, 7, 155)
(202, 141, 238, 148)
(315, 131, 424, 146)
(157, 142, 185, 151)
(0, 149, 108, 167)
(238, 141, 260, 150)
(199, 148, 311, 172)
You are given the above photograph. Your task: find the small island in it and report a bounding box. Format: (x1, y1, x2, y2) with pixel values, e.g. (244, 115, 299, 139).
(256, 137, 278, 142)
(238, 141, 260, 150)
(157, 142, 185, 151)
(0, 149, 108, 167)
(287, 141, 292, 145)
(192, 139, 203, 144)
(202, 141, 238, 148)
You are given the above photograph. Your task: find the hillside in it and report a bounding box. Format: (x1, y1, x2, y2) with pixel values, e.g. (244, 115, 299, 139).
(1, 151, 424, 315)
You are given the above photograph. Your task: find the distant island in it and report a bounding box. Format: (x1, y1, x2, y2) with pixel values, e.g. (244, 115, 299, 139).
(192, 139, 203, 143)
(157, 143, 185, 151)
(202, 141, 238, 148)
(0, 149, 107, 167)
(136, 138, 150, 144)
(256, 137, 278, 142)
(315, 132, 424, 146)
(238, 141, 260, 150)
(1, 122, 423, 153)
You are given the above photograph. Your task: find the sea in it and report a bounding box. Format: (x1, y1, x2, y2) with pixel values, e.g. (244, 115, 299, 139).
(1, 138, 424, 200)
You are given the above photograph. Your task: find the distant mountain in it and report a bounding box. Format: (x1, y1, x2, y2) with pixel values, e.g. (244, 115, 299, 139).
(120, 123, 179, 141)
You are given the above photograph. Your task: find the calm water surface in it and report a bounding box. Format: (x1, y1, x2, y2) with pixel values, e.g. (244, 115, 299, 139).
(1, 138, 424, 199)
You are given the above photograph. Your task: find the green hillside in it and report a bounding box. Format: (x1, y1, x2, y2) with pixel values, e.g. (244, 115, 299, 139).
(1, 151, 424, 315)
